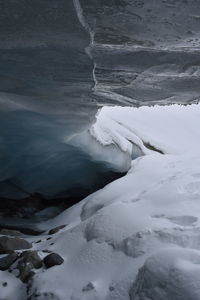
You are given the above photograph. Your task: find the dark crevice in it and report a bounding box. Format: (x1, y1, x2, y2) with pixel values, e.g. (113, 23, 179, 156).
(143, 142, 164, 154)
(0, 170, 126, 231)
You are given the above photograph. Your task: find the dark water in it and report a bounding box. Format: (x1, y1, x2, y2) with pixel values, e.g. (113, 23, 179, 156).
(0, 0, 200, 203)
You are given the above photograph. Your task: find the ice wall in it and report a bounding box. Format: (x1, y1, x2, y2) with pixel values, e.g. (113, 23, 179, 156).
(1, 0, 200, 199)
(0, 0, 131, 199)
(0, 0, 95, 198)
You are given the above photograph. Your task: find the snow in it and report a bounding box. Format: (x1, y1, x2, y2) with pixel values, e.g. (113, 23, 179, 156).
(27, 103, 200, 299)
(90, 104, 200, 155)
(130, 247, 200, 300)
(0, 270, 26, 300)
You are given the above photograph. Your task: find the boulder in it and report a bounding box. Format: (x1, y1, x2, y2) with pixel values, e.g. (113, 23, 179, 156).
(43, 253, 64, 268)
(19, 251, 42, 269)
(0, 236, 32, 254)
(0, 253, 19, 270)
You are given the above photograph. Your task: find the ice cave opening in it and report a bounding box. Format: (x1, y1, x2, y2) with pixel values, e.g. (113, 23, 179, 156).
(0, 104, 143, 230)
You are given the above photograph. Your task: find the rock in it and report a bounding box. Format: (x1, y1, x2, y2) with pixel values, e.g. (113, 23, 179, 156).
(42, 250, 51, 253)
(20, 251, 43, 269)
(0, 229, 21, 237)
(48, 225, 66, 235)
(17, 251, 42, 283)
(43, 253, 64, 268)
(2, 282, 7, 287)
(0, 253, 19, 270)
(0, 236, 32, 254)
(28, 292, 60, 300)
(109, 286, 115, 292)
(82, 282, 95, 292)
(18, 262, 35, 283)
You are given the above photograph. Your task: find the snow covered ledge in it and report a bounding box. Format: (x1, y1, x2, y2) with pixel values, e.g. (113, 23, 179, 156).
(90, 104, 200, 156)
(16, 104, 200, 300)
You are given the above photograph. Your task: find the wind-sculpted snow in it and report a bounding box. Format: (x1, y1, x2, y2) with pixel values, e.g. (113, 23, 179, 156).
(10, 103, 199, 300)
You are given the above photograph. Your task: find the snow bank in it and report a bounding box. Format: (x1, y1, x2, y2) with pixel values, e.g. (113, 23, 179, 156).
(28, 103, 200, 300)
(130, 247, 200, 300)
(90, 104, 200, 155)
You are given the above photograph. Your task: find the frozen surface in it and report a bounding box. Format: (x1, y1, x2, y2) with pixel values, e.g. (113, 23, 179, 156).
(23, 103, 200, 300)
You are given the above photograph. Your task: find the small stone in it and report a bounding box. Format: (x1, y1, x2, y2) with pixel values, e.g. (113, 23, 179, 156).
(46, 237, 52, 241)
(0, 253, 19, 271)
(0, 236, 32, 254)
(43, 253, 64, 268)
(42, 250, 51, 253)
(28, 292, 60, 299)
(35, 240, 41, 244)
(2, 282, 7, 287)
(82, 282, 95, 292)
(48, 225, 66, 235)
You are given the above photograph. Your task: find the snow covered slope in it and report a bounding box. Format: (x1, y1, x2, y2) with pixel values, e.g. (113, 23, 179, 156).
(5, 103, 200, 300)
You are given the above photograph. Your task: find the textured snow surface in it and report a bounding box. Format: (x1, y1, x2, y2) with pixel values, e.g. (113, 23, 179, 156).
(0, 270, 26, 300)
(24, 103, 200, 299)
(90, 104, 200, 155)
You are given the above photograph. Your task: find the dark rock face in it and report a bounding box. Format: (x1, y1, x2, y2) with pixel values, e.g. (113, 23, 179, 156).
(80, 0, 200, 106)
(43, 253, 64, 268)
(0, 236, 32, 254)
(0, 253, 19, 271)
